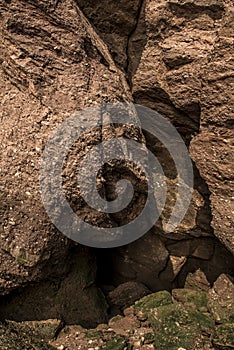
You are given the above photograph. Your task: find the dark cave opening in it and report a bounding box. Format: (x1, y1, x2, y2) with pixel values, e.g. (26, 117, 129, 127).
(93, 231, 234, 320)
(0, 235, 233, 328)
(95, 248, 116, 287)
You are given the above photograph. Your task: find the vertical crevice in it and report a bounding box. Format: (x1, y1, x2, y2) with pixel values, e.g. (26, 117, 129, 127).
(125, 0, 146, 87)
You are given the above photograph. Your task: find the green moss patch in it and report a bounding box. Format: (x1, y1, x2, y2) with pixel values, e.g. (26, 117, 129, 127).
(84, 329, 103, 340)
(213, 323, 234, 349)
(0, 321, 55, 350)
(134, 291, 172, 317)
(172, 288, 208, 310)
(101, 335, 126, 350)
(151, 302, 214, 350)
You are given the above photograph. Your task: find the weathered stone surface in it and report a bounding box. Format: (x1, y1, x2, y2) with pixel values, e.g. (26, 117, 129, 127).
(185, 269, 210, 291)
(0, 247, 108, 326)
(134, 290, 173, 317)
(213, 323, 234, 350)
(75, 0, 143, 68)
(0, 0, 132, 291)
(108, 313, 140, 336)
(151, 303, 215, 350)
(0, 0, 137, 326)
(166, 238, 215, 259)
(191, 135, 234, 254)
(128, 0, 234, 254)
(0, 0, 233, 346)
(111, 232, 169, 290)
(1, 0, 233, 299)
(0, 320, 56, 350)
(172, 288, 208, 311)
(208, 274, 234, 323)
(7, 319, 61, 342)
(159, 255, 187, 283)
(108, 281, 150, 311)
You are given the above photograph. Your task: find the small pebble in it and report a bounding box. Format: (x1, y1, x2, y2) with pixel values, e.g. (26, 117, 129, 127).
(57, 346, 65, 350)
(136, 311, 147, 322)
(133, 340, 141, 347)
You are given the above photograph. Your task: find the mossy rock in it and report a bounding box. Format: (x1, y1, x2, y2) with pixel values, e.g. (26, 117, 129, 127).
(8, 319, 61, 341)
(172, 288, 208, 311)
(101, 335, 126, 350)
(84, 329, 103, 340)
(144, 332, 155, 344)
(151, 302, 215, 350)
(208, 274, 234, 324)
(0, 322, 55, 350)
(208, 295, 234, 324)
(109, 314, 124, 327)
(134, 291, 172, 317)
(213, 323, 234, 349)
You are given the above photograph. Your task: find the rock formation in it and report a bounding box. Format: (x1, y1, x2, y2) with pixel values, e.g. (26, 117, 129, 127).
(0, 0, 233, 348)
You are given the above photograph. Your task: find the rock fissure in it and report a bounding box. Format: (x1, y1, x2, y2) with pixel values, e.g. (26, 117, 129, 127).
(0, 0, 233, 348)
(125, 0, 146, 85)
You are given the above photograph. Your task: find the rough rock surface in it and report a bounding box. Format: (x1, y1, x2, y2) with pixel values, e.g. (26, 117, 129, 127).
(50, 275, 234, 349)
(0, 0, 133, 325)
(127, 0, 234, 253)
(0, 0, 234, 347)
(0, 319, 59, 350)
(107, 281, 151, 312)
(207, 274, 234, 323)
(75, 0, 143, 68)
(0, 0, 129, 277)
(184, 268, 211, 291)
(66, 0, 234, 292)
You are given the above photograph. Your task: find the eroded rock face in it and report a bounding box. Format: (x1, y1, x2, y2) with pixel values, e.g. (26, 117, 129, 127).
(0, 0, 233, 332)
(184, 269, 210, 291)
(75, 0, 144, 69)
(107, 281, 151, 312)
(128, 0, 234, 254)
(0, 0, 131, 324)
(94, 0, 234, 291)
(208, 274, 234, 323)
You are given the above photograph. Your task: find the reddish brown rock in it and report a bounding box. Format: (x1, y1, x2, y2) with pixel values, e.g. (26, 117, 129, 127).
(185, 269, 210, 292)
(128, 0, 234, 254)
(0, 0, 233, 333)
(208, 274, 234, 323)
(0, 0, 131, 324)
(108, 281, 151, 311)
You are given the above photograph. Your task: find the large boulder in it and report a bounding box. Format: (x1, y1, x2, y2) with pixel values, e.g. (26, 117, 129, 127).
(0, 0, 131, 324)
(127, 0, 234, 254)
